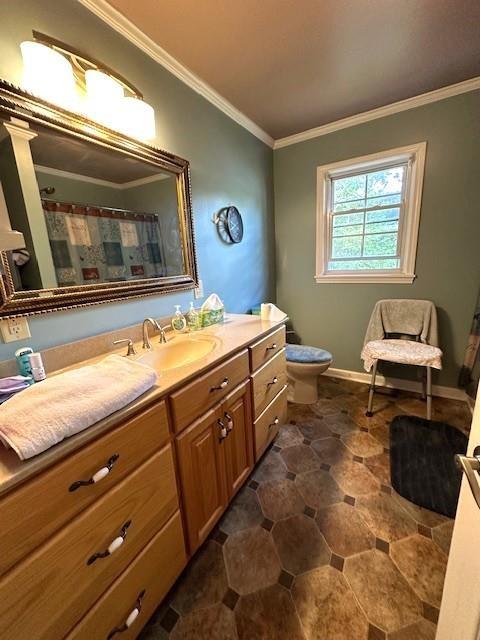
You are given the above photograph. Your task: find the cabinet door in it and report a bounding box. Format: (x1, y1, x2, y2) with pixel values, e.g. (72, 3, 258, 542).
(222, 381, 254, 499)
(175, 404, 228, 553)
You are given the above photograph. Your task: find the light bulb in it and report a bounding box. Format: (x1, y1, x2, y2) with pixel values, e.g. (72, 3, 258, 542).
(85, 69, 124, 128)
(20, 41, 78, 111)
(117, 96, 156, 141)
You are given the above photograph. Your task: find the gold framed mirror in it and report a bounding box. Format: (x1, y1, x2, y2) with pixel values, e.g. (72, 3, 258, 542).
(0, 79, 198, 317)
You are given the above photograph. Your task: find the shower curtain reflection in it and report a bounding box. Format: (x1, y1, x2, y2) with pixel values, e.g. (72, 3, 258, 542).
(42, 199, 166, 286)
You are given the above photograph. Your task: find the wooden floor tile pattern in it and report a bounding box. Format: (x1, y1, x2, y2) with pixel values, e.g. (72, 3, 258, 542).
(140, 378, 470, 639)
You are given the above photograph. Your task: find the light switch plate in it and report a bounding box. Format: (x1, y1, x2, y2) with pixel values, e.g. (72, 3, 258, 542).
(0, 317, 31, 343)
(194, 279, 204, 299)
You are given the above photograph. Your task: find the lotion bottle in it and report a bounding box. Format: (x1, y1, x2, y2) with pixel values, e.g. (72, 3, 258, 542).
(28, 352, 46, 382)
(186, 302, 200, 331)
(171, 305, 187, 332)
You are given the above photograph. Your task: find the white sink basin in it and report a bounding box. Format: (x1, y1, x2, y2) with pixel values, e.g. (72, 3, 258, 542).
(138, 335, 218, 370)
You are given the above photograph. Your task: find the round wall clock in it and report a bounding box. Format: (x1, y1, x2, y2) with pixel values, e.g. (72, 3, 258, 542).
(213, 206, 244, 244)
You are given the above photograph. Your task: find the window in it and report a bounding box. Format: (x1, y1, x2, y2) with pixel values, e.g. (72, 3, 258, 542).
(316, 143, 426, 283)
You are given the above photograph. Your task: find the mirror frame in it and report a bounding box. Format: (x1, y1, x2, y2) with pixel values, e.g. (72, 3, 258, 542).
(0, 79, 198, 318)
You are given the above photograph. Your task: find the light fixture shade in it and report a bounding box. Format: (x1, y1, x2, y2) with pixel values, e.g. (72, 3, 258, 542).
(20, 41, 77, 111)
(118, 96, 156, 141)
(85, 69, 124, 128)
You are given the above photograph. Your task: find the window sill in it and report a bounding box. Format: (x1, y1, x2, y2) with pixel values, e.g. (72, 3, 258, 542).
(314, 272, 416, 284)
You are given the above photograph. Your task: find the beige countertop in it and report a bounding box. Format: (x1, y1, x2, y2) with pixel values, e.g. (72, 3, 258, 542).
(0, 314, 284, 497)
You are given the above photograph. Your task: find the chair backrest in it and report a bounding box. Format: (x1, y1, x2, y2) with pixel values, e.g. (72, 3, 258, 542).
(364, 299, 439, 347)
(384, 332, 420, 342)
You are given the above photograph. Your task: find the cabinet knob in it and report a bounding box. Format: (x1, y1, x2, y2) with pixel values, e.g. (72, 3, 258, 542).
(69, 454, 120, 492)
(266, 343, 277, 351)
(224, 412, 233, 432)
(107, 590, 146, 639)
(267, 376, 278, 387)
(87, 520, 131, 565)
(218, 419, 228, 441)
(211, 377, 229, 392)
(269, 417, 280, 429)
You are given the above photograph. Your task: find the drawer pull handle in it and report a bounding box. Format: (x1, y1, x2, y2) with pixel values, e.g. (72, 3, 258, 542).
(69, 454, 120, 492)
(267, 376, 279, 387)
(87, 520, 131, 565)
(107, 590, 145, 639)
(211, 377, 229, 392)
(266, 343, 277, 351)
(218, 419, 228, 441)
(225, 412, 234, 432)
(269, 417, 280, 429)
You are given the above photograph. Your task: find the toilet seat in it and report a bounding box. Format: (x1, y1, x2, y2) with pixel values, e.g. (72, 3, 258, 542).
(286, 344, 333, 365)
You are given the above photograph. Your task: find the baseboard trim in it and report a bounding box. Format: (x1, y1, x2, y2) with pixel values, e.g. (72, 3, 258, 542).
(324, 366, 467, 402)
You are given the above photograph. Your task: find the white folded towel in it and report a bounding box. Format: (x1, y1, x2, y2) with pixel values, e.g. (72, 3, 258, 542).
(0, 355, 157, 460)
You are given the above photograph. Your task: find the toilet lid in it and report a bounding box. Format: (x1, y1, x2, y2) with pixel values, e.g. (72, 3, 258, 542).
(285, 344, 333, 364)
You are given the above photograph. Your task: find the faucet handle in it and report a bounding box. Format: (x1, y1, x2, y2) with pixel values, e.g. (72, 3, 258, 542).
(158, 324, 172, 344)
(113, 339, 137, 357)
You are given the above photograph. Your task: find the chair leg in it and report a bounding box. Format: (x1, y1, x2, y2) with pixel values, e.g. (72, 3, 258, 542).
(366, 361, 378, 417)
(421, 368, 427, 401)
(426, 366, 432, 420)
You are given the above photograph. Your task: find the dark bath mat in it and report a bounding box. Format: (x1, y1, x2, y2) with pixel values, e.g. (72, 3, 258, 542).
(390, 415, 468, 518)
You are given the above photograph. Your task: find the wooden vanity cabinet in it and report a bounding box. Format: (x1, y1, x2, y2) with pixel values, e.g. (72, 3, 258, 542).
(175, 403, 229, 552)
(223, 380, 254, 499)
(176, 379, 254, 553)
(0, 323, 287, 640)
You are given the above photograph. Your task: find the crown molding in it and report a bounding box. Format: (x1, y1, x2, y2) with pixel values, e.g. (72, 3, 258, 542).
(274, 76, 480, 149)
(77, 1, 479, 152)
(78, 0, 274, 148)
(35, 164, 169, 189)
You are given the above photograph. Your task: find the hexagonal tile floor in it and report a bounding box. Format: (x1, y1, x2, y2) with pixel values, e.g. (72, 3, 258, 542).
(139, 378, 471, 640)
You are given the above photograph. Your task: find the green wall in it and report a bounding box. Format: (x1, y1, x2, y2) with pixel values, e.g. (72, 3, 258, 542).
(274, 91, 480, 387)
(0, 0, 275, 361)
(35, 170, 126, 209)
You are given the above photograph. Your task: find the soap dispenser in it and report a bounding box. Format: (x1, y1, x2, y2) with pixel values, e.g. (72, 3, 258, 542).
(171, 305, 187, 333)
(186, 301, 200, 331)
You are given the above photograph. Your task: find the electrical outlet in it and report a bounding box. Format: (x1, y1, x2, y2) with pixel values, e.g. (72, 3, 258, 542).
(0, 317, 31, 343)
(194, 279, 204, 299)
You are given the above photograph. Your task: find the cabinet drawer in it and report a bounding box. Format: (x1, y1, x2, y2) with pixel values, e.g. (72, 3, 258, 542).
(254, 385, 288, 459)
(0, 446, 178, 640)
(249, 325, 286, 371)
(170, 349, 249, 432)
(66, 511, 186, 640)
(0, 400, 169, 577)
(251, 348, 287, 418)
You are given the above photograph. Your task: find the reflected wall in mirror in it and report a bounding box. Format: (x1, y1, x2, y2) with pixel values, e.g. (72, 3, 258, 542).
(0, 80, 197, 316)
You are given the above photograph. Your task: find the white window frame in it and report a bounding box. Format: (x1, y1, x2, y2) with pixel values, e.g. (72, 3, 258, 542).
(315, 142, 426, 284)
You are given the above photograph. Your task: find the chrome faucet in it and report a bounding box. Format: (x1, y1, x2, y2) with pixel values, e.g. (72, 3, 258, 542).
(142, 317, 161, 350)
(142, 317, 171, 349)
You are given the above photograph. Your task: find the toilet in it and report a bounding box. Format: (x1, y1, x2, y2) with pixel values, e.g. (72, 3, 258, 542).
(286, 344, 333, 404)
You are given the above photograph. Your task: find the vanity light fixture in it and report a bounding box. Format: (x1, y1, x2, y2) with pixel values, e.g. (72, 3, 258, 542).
(19, 32, 156, 141)
(20, 41, 78, 111)
(118, 96, 156, 142)
(85, 69, 124, 128)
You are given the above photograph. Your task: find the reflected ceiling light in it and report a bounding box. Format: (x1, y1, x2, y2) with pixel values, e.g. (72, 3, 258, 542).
(19, 32, 156, 142)
(118, 96, 156, 141)
(85, 69, 124, 128)
(20, 41, 78, 111)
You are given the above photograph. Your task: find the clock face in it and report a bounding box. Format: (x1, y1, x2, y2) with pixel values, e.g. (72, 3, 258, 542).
(226, 206, 244, 243)
(215, 206, 244, 244)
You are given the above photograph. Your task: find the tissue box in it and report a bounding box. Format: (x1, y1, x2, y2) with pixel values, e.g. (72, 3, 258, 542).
(200, 307, 224, 327)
